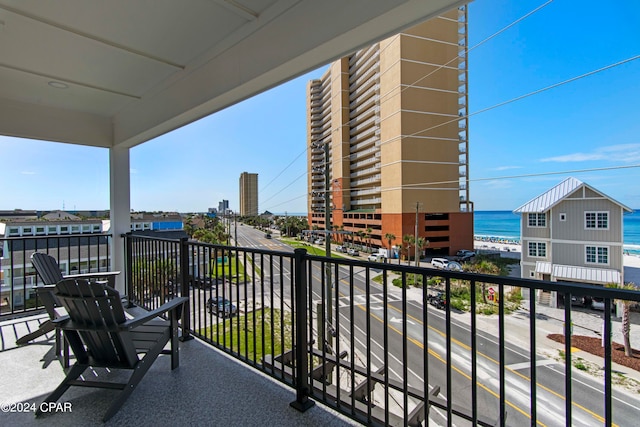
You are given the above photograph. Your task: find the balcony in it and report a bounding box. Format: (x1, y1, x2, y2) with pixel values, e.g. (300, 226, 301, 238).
(0, 314, 354, 426)
(2, 235, 639, 426)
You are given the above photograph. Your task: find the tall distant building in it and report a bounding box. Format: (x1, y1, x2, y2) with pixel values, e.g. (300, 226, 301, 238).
(218, 200, 229, 214)
(307, 7, 473, 256)
(239, 172, 258, 216)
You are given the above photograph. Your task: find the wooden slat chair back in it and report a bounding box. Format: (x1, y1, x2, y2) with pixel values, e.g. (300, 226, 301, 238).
(55, 279, 136, 367)
(18, 252, 122, 357)
(15, 253, 68, 354)
(36, 278, 187, 422)
(31, 252, 65, 284)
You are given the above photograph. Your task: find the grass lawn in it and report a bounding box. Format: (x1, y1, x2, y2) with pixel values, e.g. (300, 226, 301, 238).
(199, 308, 292, 361)
(244, 254, 262, 277)
(212, 256, 248, 283)
(279, 238, 346, 258)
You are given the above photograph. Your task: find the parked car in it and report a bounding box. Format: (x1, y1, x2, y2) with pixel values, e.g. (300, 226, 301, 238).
(427, 291, 447, 310)
(192, 276, 217, 289)
(571, 295, 591, 307)
(347, 248, 360, 256)
(456, 249, 476, 262)
(265, 233, 272, 239)
(335, 245, 344, 253)
(367, 253, 386, 262)
(591, 297, 605, 311)
(430, 257, 449, 269)
(314, 239, 324, 245)
(208, 297, 238, 318)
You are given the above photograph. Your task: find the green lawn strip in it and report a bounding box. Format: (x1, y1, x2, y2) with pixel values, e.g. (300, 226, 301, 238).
(279, 238, 346, 258)
(212, 255, 248, 283)
(199, 308, 292, 361)
(244, 254, 262, 277)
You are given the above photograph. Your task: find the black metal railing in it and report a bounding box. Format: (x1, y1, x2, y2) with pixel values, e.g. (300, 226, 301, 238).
(123, 234, 640, 427)
(0, 234, 112, 317)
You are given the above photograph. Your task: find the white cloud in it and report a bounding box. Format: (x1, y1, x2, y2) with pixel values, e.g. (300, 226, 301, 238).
(483, 180, 513, 189)
(540, 143, 640, 163)
(491, 165, 522, 171)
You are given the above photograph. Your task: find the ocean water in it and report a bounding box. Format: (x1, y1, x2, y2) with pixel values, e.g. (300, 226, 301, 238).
(474, 210, 640, 254)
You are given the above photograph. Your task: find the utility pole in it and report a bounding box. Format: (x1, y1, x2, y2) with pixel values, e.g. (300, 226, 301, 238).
(234, 212, 237, 246)
(323, 141, 333, 354)
(415, 202, 422, 267)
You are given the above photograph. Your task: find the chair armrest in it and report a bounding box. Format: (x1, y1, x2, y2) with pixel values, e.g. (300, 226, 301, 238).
(121, 297, 188, 330)
(64, 271, 120, 280)
(55, 316, 122, 333)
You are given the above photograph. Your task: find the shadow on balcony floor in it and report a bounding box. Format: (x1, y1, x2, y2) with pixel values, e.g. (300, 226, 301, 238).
(0, 329, 358, 426)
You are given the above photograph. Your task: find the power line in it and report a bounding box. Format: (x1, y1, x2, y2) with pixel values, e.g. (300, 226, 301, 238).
(263, 8, 639, 211)
(261, 2, 551, 207)
(260, 148, 306, 192)
(260, 170, 308, 206)
(262, 163, 640, 211)
(397, 54, 640, 143)
(379, 0, 555, 105)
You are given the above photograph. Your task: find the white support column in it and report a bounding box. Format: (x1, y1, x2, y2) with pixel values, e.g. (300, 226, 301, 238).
(109, 146, 131, 294)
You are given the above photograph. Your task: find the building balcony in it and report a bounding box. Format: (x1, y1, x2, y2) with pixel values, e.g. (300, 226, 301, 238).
(1, 235, 638, 426)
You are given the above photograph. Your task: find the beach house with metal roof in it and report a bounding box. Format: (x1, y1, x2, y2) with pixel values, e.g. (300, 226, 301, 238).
(514, 177, 632, 307)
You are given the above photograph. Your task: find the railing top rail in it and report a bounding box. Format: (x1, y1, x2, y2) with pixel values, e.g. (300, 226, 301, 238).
(124, 233, 296, 258)
(2, 233, 113, 241)
(305, 253, 640, 302)
(122, 233, 183, 243)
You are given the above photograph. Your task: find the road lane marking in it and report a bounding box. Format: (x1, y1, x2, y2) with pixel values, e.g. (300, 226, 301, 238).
(309, 260, 617, 425)
(506, 359, 558, 371)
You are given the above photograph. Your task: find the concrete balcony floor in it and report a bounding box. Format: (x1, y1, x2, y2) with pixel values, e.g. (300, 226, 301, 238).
(0, 314, 358, 426)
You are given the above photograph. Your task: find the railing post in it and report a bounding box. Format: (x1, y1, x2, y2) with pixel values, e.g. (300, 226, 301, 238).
(179, 237, 193, 341)
(290, 248, 315, 412)
(124, 233, 134, 308)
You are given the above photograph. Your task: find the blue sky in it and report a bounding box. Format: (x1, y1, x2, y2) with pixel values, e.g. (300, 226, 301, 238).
(1, 0, 638, 213)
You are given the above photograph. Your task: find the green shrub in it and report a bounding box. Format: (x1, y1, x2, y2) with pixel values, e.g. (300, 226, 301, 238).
(450, 299, 466, 311)
(574, 359, 587, 371)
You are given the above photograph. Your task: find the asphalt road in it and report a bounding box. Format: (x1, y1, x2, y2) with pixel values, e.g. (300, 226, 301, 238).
(224, 225, 640, 426)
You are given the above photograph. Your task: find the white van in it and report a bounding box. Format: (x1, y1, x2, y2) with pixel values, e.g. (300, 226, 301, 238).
(430, 258, 449, 269)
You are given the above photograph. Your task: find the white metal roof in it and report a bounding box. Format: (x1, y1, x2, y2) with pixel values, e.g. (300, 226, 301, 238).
(513, 177, 632, 214)
(552, 263, 621, 285)
(0, 0, 464, 149)
(535, 261, 552, 275)
(514, 177, 583, 213)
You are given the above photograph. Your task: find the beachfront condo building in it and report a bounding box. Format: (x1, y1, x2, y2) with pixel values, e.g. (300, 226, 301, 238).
(239, 172, 259, 217)
(514, 177, 632, 307)
(307, 7, 473, 258)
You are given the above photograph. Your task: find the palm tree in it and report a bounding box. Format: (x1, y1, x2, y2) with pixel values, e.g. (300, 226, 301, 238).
(403, 234, 415, 265)
(606, 281, 636, 357)
(357, 230, 366, 250)
(384, 233, 396, 262)
(415, 237, 429, 267)
(366, 227, 373, 252)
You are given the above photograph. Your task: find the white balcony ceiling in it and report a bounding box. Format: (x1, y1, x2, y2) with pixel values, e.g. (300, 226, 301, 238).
(0, 0, 463, 149)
